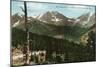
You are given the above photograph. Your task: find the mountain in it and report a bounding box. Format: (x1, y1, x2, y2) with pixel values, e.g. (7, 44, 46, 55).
(11, 12, 95, 43)
(11, 13, 22, 25)
(36, 11, 75, 26)
(76, 12, 96, 28)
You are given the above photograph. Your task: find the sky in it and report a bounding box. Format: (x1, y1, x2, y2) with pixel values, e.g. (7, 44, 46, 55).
(11, 1, 95, 18)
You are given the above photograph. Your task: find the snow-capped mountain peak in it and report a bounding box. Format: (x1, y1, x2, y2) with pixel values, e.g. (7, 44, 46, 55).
(87, 12, 94, 22)
(36, 11, 73, 26)
(76, 12, 95, 27)
(82, 12, 94, 25)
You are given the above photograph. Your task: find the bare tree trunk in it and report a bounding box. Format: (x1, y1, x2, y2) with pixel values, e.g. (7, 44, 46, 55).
(24, 1, 30, 65)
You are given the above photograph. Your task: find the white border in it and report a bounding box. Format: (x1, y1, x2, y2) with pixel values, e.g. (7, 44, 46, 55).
(0, 0, 10, 67)
(0, 0, 99, 67)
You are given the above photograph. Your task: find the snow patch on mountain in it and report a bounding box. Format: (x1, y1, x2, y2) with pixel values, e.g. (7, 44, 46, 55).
(51, 18, 62, 22)
(37, 13, 44, 19)
(82, 12, 94, 25)
(75, 19, 80, 23)
(13, 20, 20, 27)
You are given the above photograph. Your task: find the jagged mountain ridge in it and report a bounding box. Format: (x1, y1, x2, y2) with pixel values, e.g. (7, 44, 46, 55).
(12, 11, 96, 28)
(36, 11, 75, 26)
(11, 11, 96, 42)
